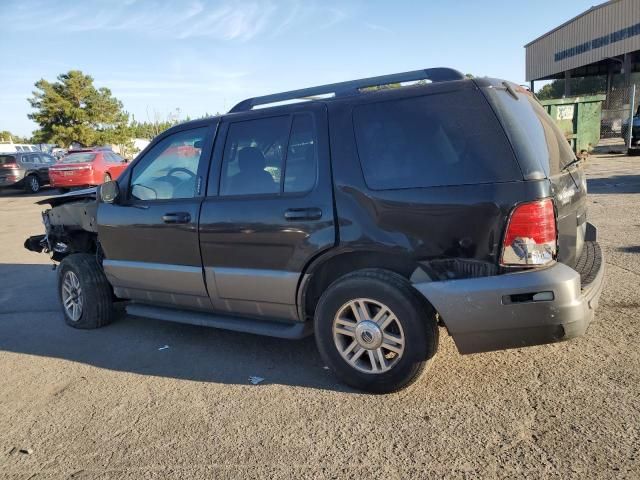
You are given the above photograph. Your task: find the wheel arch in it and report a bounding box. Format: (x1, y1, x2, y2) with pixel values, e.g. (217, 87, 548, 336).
(298, 249, 426, 321)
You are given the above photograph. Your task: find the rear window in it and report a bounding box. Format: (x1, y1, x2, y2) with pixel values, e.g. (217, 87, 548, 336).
(62, 153, 97, 163)
(0, 155, 17, 165)
(352, 90, 521, 190)
(482, 86, 576, 177)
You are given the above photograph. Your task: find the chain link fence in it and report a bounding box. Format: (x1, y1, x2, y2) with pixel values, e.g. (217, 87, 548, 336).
(600, 85, 637, 145)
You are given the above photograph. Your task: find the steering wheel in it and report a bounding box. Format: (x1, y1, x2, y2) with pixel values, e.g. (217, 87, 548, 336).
(167, 167, 196, 179)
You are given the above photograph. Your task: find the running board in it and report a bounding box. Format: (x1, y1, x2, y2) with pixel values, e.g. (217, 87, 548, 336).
(125, 303, 313, 340)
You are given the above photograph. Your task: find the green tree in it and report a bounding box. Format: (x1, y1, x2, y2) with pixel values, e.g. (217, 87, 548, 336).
(28, 70, 129, 147)
(536, 76, 607, 100)
(0, 131, 30, 143)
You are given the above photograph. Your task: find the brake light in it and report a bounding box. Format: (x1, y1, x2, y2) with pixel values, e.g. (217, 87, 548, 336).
(1, 162, 18, 168)
(501, 199, 557, 267)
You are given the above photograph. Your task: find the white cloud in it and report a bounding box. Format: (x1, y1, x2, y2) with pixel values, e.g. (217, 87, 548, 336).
(2, 0, 353, 41)
(365, 22, 392, 34)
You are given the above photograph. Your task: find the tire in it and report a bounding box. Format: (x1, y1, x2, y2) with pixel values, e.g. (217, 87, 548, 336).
(24, 174, 40, 193)
(314, 269, 438, 393)
(58, 253, 116, 329)
(103, 173, 112, 183)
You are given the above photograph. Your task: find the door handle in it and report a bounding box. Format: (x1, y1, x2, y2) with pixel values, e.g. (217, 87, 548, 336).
(284, 208, 322, 221)
(162, 212, 191, 224)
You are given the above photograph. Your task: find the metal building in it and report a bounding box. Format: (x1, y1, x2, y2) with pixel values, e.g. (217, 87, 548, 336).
(525, 0, 640, 95)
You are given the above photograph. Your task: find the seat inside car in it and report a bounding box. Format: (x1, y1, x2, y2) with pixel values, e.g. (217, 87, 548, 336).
(229, 146, 278, 195)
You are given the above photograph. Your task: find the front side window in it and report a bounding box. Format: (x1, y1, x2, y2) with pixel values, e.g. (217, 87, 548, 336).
(353, 90, 520, 190)
(129, 128, 207, 201)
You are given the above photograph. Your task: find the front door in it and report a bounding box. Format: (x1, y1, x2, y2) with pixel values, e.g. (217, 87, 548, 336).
(199, 105, 335, 321)
(98, 122, 216, 310)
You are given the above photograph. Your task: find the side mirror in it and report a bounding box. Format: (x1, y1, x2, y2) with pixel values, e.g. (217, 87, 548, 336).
(100, 180, 120, 204)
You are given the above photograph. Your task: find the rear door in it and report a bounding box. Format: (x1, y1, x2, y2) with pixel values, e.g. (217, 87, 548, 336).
(199, 104, 335, 321)
(98, 122, 216, 310)
(31, 153, 50, 183)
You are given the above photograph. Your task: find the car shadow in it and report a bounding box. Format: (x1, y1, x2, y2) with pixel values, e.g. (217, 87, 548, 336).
(587, 174, 640, 194)
(0, 186, 62, 198)
(0, 263, 353, 393)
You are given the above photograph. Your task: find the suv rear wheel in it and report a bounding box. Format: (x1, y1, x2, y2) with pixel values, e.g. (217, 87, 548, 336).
(314, 269, 438, 393)
(24, 174, 40, 193)
(58, 253, 117, 329)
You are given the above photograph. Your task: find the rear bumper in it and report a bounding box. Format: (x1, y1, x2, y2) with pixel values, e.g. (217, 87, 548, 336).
(414, 240, 605, 355)
(0, 171, 25, 187)
(50, 171, 97, 187)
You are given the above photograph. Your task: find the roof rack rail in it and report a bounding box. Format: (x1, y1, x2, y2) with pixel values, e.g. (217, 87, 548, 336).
(229, 67, 465, 113)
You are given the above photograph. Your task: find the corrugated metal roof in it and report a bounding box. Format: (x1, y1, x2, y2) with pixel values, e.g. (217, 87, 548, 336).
(525, 0, 640, 81)
(524, 0, 618, 47)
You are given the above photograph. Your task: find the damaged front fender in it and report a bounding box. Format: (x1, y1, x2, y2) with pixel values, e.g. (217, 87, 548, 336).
(24, 188, 99, 261)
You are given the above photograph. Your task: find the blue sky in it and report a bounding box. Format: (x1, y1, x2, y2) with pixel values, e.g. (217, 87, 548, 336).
(1, 0, 597, 137)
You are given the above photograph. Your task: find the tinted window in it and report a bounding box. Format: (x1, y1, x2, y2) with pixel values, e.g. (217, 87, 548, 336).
(220, 116, 289, 196)
(0, 155, 17, 165)
(353, 90, 520, 190)
(130, 127, 207, 201)
(482, 87, 576, 178)
(63, 153, 97, 163)
(284, 114, 317, 193)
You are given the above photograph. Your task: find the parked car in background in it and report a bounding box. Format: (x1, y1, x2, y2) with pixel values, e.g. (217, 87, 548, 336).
(0, 151, 56, 193)
(49, 148, 128, 192)
(0, 143, 42, 153)
(51, 148, 68, 160)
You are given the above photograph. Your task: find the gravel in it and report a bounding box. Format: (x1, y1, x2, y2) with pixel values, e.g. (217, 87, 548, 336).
(0, 154, 638, 479)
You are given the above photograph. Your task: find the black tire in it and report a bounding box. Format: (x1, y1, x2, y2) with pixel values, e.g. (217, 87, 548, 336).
(58, 253, 116, 329)
(24, 174, 40, 193)
(314, 269, 438, 393)
(103, 173, 112, 183)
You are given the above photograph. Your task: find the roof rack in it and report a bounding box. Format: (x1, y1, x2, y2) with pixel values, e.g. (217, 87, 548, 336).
(229, 67, 465, 113)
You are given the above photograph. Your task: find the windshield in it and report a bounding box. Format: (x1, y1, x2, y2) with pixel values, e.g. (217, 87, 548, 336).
(62, 153, 97, 164)
(0, 155, 17, 165)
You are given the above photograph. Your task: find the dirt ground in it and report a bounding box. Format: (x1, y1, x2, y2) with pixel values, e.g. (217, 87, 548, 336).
(0, 154, 638, 479)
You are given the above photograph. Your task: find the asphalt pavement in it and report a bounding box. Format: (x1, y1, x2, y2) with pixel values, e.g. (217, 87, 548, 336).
(0, 154, 638, 479)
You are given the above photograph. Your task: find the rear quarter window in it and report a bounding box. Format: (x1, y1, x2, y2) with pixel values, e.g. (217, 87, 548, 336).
(480, 86, 576, 178)
(352, 89, 521, 190)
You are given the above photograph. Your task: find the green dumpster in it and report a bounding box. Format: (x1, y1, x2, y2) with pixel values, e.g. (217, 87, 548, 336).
(539, 94, 605, 154)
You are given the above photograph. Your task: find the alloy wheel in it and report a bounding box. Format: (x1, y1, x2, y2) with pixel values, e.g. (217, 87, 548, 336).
(332, 298, 405, 374)
(61, 271, 83, 322)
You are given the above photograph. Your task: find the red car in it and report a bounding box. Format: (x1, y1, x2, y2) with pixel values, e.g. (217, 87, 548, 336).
(49, 149, 128, 191)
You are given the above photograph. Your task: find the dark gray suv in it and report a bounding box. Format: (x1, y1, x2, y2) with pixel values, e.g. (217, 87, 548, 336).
(0, 151, 55, 193)
(25, 68, 605, 393)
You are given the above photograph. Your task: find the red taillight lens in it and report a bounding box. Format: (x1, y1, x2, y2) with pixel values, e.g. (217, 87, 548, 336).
(501, 199, 557, 267)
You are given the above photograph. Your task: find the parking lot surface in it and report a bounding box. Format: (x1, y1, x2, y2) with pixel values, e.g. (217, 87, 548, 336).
(0, 154, 638, 479)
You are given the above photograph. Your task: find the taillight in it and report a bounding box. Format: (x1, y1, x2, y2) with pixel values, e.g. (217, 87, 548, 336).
(1, 162, 18, 168)
(501, 199, 557, 267)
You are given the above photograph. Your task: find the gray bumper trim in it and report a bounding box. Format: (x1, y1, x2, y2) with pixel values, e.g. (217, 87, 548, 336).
(413, 256, 605, 355)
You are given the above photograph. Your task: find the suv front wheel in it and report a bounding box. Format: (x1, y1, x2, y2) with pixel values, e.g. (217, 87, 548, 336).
(58, 253, 117, 329)
(314, 269, 438, 393)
